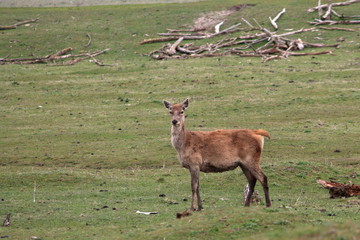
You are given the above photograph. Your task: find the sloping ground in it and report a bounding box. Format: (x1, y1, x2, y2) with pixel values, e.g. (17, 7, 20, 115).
(0, 0, 201, 8)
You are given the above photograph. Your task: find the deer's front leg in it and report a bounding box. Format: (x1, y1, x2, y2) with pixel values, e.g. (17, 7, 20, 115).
(190, 167, 202, 211)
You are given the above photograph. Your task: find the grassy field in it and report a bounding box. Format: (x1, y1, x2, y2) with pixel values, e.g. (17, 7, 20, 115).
(1, 0, 360, 239)
(0, 0, 202, 8)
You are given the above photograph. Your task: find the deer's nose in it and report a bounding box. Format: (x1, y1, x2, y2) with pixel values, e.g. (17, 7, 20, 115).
(172, 119, 178, 125)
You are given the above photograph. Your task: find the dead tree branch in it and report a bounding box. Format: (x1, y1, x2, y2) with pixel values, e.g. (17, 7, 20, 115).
(269, 8, 286, 30)
(138, 22, 242, 45)
(317, 180, 360, 198)
(319, 26, 357, 31)
(0, 18, 39, 30)
(84, 33, 92, 47)
(144, 25, 336, 62)
(307, 0, 360, 13)
(0, 48, 111, 66)
(310, 19, 360, 25)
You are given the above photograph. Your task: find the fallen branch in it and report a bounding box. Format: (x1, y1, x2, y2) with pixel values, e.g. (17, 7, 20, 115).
(166, 28, 206, 33)
(0, 18, 39, 30)
(307, 0, 360, 13)
(241, 18, 255, 28)
(215, 21, 224, 33)
(310, 19, 360, 25)
(168, 37, 184, 55)
(269, 8, 286, 30)
(0, 48, 111, 66)
(319, 26, 357, 31)
(318, 0, 323, 17)
(317, 179, 360, 198)
(322, 3, 333, 20)
(84, 33, 92, 47)
(138, 22, 242, 45)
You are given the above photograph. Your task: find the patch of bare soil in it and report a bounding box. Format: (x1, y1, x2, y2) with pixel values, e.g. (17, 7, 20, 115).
(192, 4, 255, 31)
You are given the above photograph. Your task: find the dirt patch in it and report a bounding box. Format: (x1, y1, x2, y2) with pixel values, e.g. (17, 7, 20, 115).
(227, 3, 256, 12)
(192, 4, 256, 31)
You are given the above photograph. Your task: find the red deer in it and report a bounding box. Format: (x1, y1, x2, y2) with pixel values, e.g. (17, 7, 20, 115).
(164, 99, 271, 215)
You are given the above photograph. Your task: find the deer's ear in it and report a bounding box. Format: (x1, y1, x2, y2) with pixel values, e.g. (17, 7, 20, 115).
(182, 99, 189, 109)
(163, 100, 171, 109)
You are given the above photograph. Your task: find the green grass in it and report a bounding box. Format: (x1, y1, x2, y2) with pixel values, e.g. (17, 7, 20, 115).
(1, 0, 360, 239)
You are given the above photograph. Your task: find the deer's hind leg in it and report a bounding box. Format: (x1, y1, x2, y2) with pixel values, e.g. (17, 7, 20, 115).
(249, 166, 271, 207)
(240, 165, 257, 207)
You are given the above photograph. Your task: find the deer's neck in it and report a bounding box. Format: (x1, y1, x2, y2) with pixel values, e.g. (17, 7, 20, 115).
(171, 124, 186, 152)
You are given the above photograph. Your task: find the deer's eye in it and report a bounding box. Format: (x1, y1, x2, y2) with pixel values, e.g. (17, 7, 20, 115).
(169, 111, 173, 115)
(180, 111, 184, 114)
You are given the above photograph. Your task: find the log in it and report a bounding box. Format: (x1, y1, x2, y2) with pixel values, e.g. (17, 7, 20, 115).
(317, 179, 360, 198)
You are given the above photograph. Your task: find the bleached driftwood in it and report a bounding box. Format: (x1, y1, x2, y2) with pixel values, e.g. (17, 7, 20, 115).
(214, 21, 224, 33)
(167, 37, 184, 55)
(269, 8, 286, 30)
(310, 19, 360, 25)
(319, 26, 356, 31)
(241, 18, 255, 28)
(138, 22, 242, 45)
(307, 0, 360, 13)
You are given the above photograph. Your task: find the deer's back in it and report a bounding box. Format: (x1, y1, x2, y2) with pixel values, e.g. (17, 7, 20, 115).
(182, 129, 266, 172)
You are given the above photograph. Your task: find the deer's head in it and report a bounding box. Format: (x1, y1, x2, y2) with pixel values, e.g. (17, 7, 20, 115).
(164, 99, 189, 127)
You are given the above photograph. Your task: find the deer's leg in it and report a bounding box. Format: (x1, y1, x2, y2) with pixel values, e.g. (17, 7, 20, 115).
(189, 167, 202, 211)
(250, 168, 271, 207)
(260, 171, 271, 207)
(240, 166, 257, 207)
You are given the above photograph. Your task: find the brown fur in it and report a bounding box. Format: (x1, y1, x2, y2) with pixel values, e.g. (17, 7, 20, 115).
(164, 99, 271, 214)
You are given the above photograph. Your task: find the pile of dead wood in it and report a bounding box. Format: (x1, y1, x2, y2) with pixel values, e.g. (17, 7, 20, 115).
(139, 23, 339, 62)
(0, 47, 112, 66)
(308, 0, 360, 25)
(139, 0, 359, 62)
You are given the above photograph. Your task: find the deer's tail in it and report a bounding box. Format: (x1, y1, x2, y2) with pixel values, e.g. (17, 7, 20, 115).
(253, 129, 271, 139)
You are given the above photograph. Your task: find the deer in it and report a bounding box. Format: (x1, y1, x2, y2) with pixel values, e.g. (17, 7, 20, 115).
(163, 99, 271, 216)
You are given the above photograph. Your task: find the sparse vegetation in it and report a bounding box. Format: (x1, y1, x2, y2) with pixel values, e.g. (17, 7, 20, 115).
(0, 0, 359, 239)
